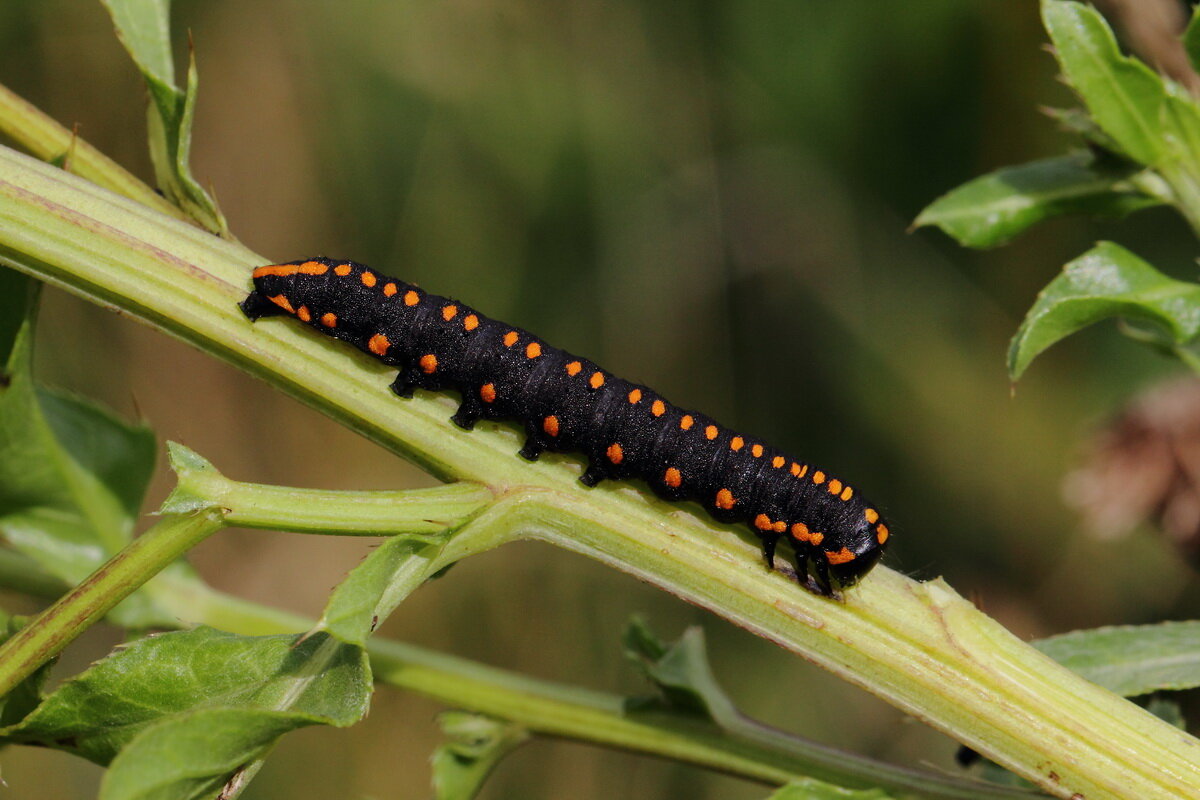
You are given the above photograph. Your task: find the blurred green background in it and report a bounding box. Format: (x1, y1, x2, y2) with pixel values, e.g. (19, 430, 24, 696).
(1, 1, 1198, 797)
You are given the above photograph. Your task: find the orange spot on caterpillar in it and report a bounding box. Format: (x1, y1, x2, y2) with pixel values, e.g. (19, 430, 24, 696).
(790, 462, 801, 476)
(754, 514, 772, 531)
(404, 290, 420, 306)
(335, 264, 352, 276)
(361, 271, 377, 287)
(812, 470, 826, 485)
(797, 464, 808, 479)
(810, 530, 824, 545)
(876, 524, 889, 544)
(300, 261, 327, 274)
(664, 467, 681, 488)
(772, 520, 786, 533)
(464, 314, 479, 331)
(606, 443, 624, 464)
(543, 415, 559, 436)
(790, 523, 809, 542)
(751, 444, 764, 458)
(268, 294, 295, 313)
(705, 425, 718, 440)
(841, 486, 853, 501)
(730, 437, 744, 451)
(368, 334, 390, 356)
(442, 305, 458, 321)
(680, 415, 694, 430)
(865, 508, 878, 524)
(652, 400, 666, 416)
(589, 372, 605, 389)
(253, 264, 291, 278)
(828, 479, 843, 496)
(715, 489, 735, 510)
(504, 331, 519, 347)
(772, 456, 785, 468)
(525, 342, 542, 359)
(320, 312, 337, 327)
(296, 306, 311, 322)
(826, 547, 855, 565)
(480, 384, 496, 403)
(383, 283, 398, 297)
(628, 389, 642, 404)
(419, 354, 438, 373)
(566, 361, 582, 376)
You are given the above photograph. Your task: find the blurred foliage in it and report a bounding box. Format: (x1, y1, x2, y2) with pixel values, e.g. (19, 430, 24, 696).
(2, 0, 1198, 797)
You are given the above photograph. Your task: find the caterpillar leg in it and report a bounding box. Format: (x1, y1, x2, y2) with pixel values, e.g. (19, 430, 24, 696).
(809, 559, 834, 598)
(389, 372, 417, 398)
(240, 291, 287, 320)
(761, 534, 780, 571)
(518, 438, 545, 461)
(451, 397, 482, 430)
(579, 463, 608, 487)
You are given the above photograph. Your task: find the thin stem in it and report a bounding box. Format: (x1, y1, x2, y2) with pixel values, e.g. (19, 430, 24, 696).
(0, 511, 222, 698)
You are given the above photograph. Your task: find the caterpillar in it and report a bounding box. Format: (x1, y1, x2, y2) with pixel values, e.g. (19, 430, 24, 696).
(242, 258, 891, 596)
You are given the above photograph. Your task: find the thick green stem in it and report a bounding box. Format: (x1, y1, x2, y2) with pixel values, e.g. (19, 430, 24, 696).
(0, 145, 1196, 799)
(0, 511, 222, 697)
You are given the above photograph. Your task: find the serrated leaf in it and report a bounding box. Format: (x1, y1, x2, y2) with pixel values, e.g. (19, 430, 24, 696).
(431, 712, 528, 800)
(100, 709, 306, 800)
(100, 0, 228, 235)
(914, 153, 1159, 248)
(1034, 621, 1200, 697)
(766, 778, 894, 800)
(622, 617, 737, 727)
(1, 626, 369, 765)
(1042, 106, 1127, 155)
(1008, 242, 1200, 378)
(1042, 1, 1170, 167)
(317, 534, 440, 647)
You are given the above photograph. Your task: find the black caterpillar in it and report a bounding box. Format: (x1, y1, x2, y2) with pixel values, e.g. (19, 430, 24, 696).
(243, 258, 891, 596)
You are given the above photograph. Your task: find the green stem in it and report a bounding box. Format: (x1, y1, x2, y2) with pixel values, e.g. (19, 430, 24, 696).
(163, 442, 494, 535)
(0, 145, 1196, 799)
(0, 511, 222, 698)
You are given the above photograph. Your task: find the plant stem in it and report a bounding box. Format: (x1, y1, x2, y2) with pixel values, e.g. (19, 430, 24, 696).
(0, 511, 222, 698)
(0, 146, 1196, 799)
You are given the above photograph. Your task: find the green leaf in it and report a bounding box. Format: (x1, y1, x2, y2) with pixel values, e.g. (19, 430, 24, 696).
(0, 309, 170, 625)
(431, 712, 528, 800)
(1042, 106, 1127, 155)
(1034, 621, 1200, 697)
(1042, 1, 1170, 167)
(622, 617, 738, 727)
(1008, 242, 1200, 378)
(1145, 696, 1186, 730)
(100, 709, 305, 800)
(913, 152, 1160, 248)
(766, 779, 894, 800)
(1, 626, 370, 765)
(316, 534, 442, 647)
(100, 0, 228, 235)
